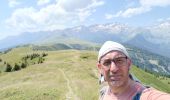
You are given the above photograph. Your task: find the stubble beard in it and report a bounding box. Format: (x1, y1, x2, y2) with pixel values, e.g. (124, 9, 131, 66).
(107, 73, 127, 88)
(108, 78, 124, 87)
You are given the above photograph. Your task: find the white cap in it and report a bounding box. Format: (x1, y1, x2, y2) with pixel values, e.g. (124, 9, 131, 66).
(98, 41, 130, 61)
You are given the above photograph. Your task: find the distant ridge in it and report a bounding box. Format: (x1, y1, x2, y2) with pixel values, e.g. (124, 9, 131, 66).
(0, 23, 170, 58)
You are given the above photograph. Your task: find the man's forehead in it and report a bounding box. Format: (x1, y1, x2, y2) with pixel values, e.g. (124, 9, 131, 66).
(101, 51, 125, 59)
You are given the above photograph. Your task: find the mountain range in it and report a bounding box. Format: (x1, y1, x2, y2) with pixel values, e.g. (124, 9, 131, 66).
(1, 22, 170, 75)
(0, 23, 170, 58)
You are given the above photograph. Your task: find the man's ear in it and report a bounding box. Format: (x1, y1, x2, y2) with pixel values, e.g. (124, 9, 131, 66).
(127, 58, 132, 70)
(97, 62, 102, 74)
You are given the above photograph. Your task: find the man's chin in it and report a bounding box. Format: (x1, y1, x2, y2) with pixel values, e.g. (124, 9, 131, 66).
(108, 80, 123, 87)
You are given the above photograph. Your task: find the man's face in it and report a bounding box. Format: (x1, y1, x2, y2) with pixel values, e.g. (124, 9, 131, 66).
(98, 51, 131, 88)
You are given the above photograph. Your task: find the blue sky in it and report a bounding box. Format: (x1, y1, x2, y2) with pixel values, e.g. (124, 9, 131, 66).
(0, 0, 170, 40)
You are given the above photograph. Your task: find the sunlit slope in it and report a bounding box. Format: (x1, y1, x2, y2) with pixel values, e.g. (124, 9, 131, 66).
(0, 49, 99, 100)
(130, 66, 170, 93)
(0, 48, 170, 100)
(0, 47, 33, 65)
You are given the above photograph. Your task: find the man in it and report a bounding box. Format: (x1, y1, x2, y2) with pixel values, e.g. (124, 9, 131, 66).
(97, 41, 170, 100)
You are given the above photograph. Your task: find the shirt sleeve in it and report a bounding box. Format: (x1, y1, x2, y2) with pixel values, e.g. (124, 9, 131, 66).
(140, 88, 170, 100)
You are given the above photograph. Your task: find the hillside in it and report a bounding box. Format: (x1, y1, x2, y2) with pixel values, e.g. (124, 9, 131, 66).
(0, 48, 99, 100)
(0, 47, 170, 100)
(126, 45, 170, 75)
(30, 43, 170, 75)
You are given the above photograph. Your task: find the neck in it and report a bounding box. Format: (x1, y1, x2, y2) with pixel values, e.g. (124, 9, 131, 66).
(110, 78, 134, 95)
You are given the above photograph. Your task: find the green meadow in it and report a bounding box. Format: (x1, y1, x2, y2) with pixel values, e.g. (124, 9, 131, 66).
(0, 47, 170, 100)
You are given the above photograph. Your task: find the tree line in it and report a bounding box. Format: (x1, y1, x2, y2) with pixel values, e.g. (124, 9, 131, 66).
(0, 52, 48, 72)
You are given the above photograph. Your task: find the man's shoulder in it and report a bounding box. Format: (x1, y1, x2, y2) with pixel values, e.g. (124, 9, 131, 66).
(140, 87, 170, 100)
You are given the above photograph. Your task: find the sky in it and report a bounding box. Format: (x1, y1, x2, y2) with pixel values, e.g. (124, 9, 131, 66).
(0, 0, 170, 40)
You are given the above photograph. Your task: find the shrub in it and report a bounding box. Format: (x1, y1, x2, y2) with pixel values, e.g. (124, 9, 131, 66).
(38, 57, 43, 64)
(5, 63, 12, 72)
(13, 63, 21, 71)
(0, 58, 2, 62)
(21, 63, 27, 68)
(42, 52, 48, 57)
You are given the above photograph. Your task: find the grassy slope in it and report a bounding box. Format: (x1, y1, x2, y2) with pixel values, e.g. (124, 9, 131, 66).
(0, 48, 170, 100)
(0, 49, 99, 100)
(130, 66, 170, 93)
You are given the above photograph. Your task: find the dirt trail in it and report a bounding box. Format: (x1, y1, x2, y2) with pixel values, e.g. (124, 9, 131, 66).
(59, 69, 79, 100)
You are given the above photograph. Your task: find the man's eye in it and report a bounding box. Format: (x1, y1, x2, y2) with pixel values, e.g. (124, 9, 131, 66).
(115, 58, 124, 62)
(103, 60, 111, 66)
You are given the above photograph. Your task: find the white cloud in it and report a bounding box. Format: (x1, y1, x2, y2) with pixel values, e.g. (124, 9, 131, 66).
(8, 0, 21, 7)
(140, 0, 170, 7)
(57, 0, 104, 12)
(57, 0, 104, 21)
(148, 19, 170, 43)
(37, 0, 50, 6)
(117, 6, 151, 18)
(6, 0, 104, 32)
(107, 0, 170, 18)
(6, 5, 69, 32)
(105, 13, 114, 19)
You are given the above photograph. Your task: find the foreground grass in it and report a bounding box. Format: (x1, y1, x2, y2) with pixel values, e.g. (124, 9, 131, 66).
(0, 64, 67, 100)
(0, 48, 170, 100)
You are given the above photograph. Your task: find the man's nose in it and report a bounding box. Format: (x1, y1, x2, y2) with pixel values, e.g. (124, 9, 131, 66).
(110, 61, 119, 72)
